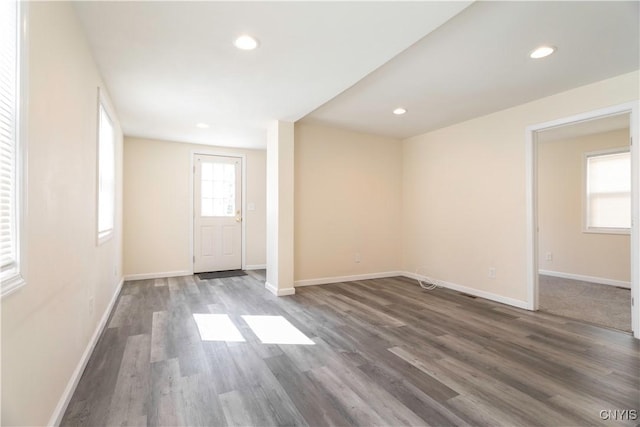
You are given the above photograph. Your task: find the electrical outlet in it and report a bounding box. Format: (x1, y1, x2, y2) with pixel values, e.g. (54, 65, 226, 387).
(354, 252, 361, 263)
(488, 267, 496, 279)
(545, 252, 553, 261)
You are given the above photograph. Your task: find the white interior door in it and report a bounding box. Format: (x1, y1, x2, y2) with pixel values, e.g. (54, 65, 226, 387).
(194, 154, 242, 273)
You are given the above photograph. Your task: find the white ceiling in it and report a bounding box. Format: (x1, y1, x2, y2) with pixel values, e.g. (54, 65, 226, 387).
(73, 1, 471, 149)
(75, 1, 639, 149)
(304, 1, 640, 139)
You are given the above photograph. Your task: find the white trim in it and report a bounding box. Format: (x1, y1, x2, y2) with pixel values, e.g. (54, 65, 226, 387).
(401, 271, 529, 310)
(189, 150, 247, 274)
(48, 277, 124, 427)
(96, 88, 116, 247)
(526, 101, 640, 339)
(294, 271, 401, 287)
(1, 1, 29, 298)
(631, 101, 639, 339)
(123, 270, 191, 281)
(265, 281, 295, 296)
(539, 270, 631, 289)
(582, 228, 631, 235)
(15, 0, 28, 294)
(241, 154, 247, 270)
(525, 117, 537, 311)
(0, 273, 26, 298)
(293, 271, 528, 309)
(245, 264, 266, 270)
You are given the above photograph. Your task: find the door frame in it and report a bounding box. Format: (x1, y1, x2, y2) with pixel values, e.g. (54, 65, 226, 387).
(190, 150, 247, 273)
(525, 101, 640, 338)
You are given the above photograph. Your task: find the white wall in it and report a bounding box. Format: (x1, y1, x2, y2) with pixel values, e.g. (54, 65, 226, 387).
(266, 121, 295, 294)
(123, 137, 266, 277)
(294, 122, 402, 283)
(538, 129, 630, 283)
(1, 3, 123, 425)
(402, 70, 639, 303)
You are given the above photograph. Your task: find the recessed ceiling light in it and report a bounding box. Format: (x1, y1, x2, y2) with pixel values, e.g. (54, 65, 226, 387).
(196, 122, 209, 129)
(530, 46, 556, 59)
(393, 107, 407, 115)
(234, 35, 259, 50)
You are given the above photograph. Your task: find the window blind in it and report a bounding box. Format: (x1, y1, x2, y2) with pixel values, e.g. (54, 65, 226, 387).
(586, 150, 631, 229)
(97, 103, 115, 239)
(0, 0, 18, 278)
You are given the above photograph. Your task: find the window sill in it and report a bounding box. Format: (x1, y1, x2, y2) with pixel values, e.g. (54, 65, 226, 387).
(1, 272, 26, 298)
(583, 227, 631, 235)
(97, 230, 114, 246)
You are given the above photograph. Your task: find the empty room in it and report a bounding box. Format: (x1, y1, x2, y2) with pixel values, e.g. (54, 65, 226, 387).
(1, 1, 639, 426)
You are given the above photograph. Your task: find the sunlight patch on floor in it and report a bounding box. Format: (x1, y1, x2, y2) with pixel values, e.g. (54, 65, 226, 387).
(242, 315, 315, 345)
(193, 314, 246, 342)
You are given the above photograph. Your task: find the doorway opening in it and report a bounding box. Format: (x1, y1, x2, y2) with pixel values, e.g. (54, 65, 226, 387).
(526, 102, 639, 338)
(536, 115, 631, 331)
(193, 154, 244, 273)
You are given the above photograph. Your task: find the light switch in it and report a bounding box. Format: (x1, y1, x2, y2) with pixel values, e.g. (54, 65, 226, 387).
(248, 202, 256, 211)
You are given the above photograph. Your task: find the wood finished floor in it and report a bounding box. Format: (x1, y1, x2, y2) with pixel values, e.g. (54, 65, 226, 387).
(61, 272, 640, 427)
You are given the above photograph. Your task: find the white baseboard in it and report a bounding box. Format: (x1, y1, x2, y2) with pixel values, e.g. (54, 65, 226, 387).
(123, 270, 192, 281)
(539, 270, 631, 289)
(294, 271, 401, 287)
(245, 264, 266, 270)
(401, 271, 529, 310)
(292, 270, 528, 310)
(265, 281, 296, 296)
(48, 277, 124, 427)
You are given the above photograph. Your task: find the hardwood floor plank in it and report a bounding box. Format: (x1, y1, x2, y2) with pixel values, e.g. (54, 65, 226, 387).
(61, 274, 640, 427)
(436, 356, 582, 426)
(60, 327, 127, 427)
(264, 353, 353, 426)
(105, 334, 151, 426)
(218, 390, 253, 427)
(177, 373, 227, 427)
(330, 293, 406, 327)
(316, 356, 431, 426)
(107, 294, 136, 329)
(357, 362, 466, 427)
(149, 311, 170, 363)
(307, 365, 389, 426)
(225, 340, 308, 426)
(200, 342, 245, 394)
(446, 393, 530, 427)
(147, 358, 181, 427)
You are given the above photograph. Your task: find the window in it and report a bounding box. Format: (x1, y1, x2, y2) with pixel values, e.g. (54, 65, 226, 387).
(585, 148, 631, 233)
(1, 0, 26, 296)
(97, 96, 115, 243)
(200, 162, 236, 217)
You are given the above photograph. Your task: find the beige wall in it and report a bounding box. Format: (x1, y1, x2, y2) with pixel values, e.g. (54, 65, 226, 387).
(1, 3, 123, 426)
(123, 137, 266, 277)
(402, 70, 639, 303)
(294, 123, 402, 282)
(538, 129, 630, 283)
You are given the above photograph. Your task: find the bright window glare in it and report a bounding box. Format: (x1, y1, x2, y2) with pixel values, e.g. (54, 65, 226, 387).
(586, 151, 631, 229)
(193, 314, 245, 342)
(97, 104, 115, 238)
(242, 315, 315, 345)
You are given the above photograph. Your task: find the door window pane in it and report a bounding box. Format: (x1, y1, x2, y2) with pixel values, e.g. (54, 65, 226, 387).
(201, 162, 236, 217)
